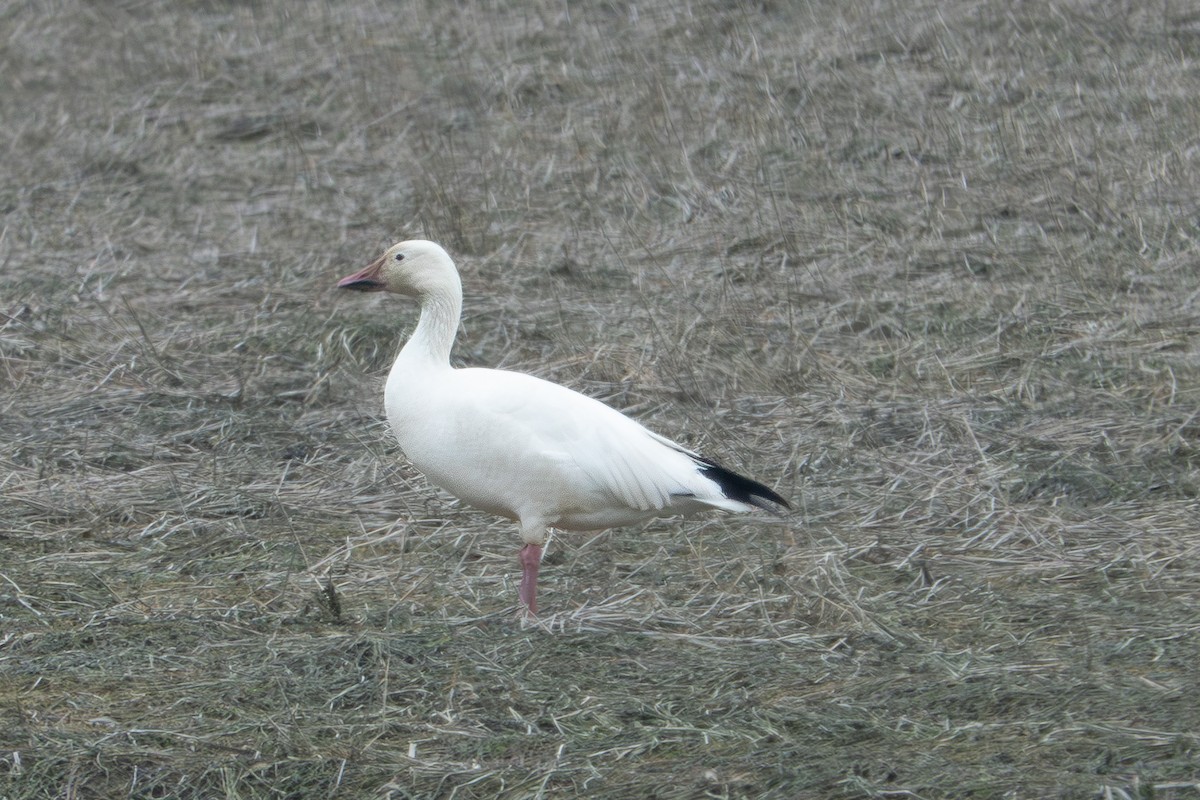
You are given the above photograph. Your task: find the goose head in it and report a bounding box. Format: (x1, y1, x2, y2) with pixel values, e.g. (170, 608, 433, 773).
(337, 240, 458, 298)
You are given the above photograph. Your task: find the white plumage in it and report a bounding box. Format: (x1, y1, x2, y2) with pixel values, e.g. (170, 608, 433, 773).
(338, 240, 788, 613)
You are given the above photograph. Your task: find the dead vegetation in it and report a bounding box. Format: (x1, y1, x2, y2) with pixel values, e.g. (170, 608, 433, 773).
(2, 0, 1199, 797)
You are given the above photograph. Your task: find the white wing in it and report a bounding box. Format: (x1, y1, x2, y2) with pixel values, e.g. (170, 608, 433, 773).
(472, 369, 714, 510)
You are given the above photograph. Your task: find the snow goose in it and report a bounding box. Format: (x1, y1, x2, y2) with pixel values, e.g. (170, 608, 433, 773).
(338, 240, 789, 614)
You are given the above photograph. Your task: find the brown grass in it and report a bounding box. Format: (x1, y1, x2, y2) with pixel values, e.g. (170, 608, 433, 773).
(3, 0, 1200, 797)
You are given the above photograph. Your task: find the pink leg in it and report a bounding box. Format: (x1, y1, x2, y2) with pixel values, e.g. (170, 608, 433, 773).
(518, 542, 542, 615)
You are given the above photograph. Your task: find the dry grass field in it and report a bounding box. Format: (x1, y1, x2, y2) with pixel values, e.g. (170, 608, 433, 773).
(3, 0, 1200, 797)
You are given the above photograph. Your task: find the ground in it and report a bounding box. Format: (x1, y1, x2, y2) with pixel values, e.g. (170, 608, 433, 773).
(2, 1, 1199, 798)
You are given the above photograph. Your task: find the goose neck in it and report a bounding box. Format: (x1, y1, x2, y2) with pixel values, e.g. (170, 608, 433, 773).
(403, 286, 461, 367)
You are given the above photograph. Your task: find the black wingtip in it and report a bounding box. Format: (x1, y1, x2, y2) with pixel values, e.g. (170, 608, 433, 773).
(695, 455, 790, 512)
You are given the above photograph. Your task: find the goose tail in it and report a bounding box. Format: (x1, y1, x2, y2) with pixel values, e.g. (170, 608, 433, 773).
(695, 456, 790, 513)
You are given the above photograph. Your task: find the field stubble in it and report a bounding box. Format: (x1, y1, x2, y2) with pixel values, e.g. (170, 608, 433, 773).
(2, 1, 1199, 797)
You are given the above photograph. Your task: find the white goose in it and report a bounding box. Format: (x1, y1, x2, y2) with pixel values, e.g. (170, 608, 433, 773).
(338, 240, 789, 614)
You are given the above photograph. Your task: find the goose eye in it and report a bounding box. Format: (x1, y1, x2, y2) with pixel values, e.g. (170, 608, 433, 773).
(394, 253, 405, 262)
